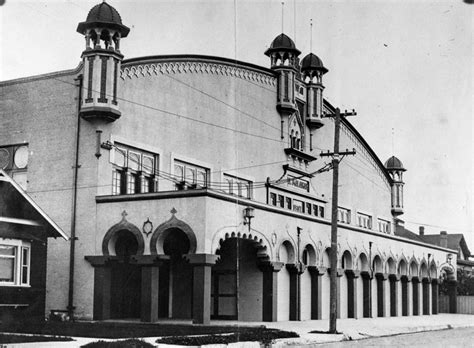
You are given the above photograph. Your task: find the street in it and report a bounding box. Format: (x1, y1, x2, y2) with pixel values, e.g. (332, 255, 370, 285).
(316, 327, 474, 347)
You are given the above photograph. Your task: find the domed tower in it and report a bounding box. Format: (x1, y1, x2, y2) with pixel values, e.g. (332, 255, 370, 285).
(76, 1, 130, 122)
(265, 34, 301, 117)
(301, 53, 328, 129)
(385, 156, 406, 216)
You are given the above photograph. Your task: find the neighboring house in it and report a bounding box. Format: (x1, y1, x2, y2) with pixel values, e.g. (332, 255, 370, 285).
(0, 170, 68, 320)
(0, 1, 457, 324)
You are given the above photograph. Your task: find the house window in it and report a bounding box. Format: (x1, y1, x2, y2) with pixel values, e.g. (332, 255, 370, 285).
(286, 197, 292, 209)
(223, 174, 252, 199)
(0, 144, 29, 190)
(357, 213, 372, 229)
(270, 193, 277, 206)
(112, 144, 158, 195)
(337, 207, 351, 224)
(293, 199, 304, 213)
(278, 195, 285, 208)
(0, 239, 31, 286)
(377, 219, 390, 233)
(175, 160, 209, 190)
(306, 203, 312, 215)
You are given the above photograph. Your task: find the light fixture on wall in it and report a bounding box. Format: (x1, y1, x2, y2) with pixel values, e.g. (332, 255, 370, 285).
(142, 218, 153, 237)
(447, 253, 453, 264)
(243, 206, 255, 231)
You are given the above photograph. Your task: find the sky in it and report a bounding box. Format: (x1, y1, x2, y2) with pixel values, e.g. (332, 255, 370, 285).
(1, 0, 472, 250)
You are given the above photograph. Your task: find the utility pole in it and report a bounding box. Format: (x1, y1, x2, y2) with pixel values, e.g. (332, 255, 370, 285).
(321, 107, 356, 333)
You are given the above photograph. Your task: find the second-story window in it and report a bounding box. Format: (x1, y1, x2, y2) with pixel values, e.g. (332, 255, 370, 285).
(337, 207, 351, 224)
(377, 219, 390, 233)
(357, 213, 373, 229)
(223, 174, 252, 199)
(112, 144, 158, 195)
(174, 160, 208, 190)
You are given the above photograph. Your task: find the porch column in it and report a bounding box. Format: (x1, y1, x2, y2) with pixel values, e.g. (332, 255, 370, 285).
(447, 280, 457, 313)
(361, 271, 372, 318)
(389, 274, 399, 317)
(308, 266, 326, 319)
(85, 256, 115, 320)
(375, 273, 388, 317)
(186, 254, 219, 324)
(431, 279, 439, 314)
(345, 269, 360, 318)
(412, 276, 420, 315)
(259, 261, 284, 322)
(287, 263, 305, 321)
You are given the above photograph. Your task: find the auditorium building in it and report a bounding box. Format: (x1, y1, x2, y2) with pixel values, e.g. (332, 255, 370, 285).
(0, 2, 458, 324)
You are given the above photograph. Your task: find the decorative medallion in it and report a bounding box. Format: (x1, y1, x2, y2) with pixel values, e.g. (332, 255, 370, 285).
(142, 218, 153, 237)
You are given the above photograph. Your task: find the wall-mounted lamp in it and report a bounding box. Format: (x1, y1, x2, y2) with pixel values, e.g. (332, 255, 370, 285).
(243, 206, 255, 231)
(142, 218, 153, 237)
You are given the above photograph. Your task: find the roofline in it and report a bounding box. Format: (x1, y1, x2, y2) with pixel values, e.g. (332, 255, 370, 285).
(0, 170, 69, 240)
(122, 54, 276, 77)
(0, 63, 82, 87)
(323, 100, 393, 185)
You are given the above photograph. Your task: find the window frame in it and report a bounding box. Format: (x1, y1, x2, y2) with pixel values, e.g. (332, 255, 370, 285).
(0, 239, 31, 287)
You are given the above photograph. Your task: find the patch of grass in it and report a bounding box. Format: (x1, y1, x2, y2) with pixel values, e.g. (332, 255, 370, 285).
(0, 318, 272, 339)
(81, 338, 154, 348)
(0, 333, 73, 344)
(156, 328, 299, 346)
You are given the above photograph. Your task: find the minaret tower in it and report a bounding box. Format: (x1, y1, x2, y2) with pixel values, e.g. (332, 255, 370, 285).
(265, 34, 301, 118)
(301, 53, 328, 129)
(385, 156, 406, 216)
(76, 1, 130, 122)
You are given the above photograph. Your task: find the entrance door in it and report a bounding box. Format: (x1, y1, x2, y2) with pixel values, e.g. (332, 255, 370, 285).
(111, 263, 141, 319)
(211, 271, 237, 319)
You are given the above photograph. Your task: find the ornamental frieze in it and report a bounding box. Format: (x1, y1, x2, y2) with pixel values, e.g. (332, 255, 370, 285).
(120, 61, 277, 87)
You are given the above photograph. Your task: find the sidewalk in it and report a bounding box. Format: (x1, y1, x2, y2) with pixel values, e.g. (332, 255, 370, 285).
(4, 314, 474, 347)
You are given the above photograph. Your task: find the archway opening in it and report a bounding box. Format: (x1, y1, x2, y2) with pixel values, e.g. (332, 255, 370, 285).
(212, 237, 263, 321)
(160, 228, 193, 319)
(111, 230, 141, 319)
(359, 253, 371, 318)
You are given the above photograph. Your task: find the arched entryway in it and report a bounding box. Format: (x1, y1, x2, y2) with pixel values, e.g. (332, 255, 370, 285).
(300, 244, 316, 320)
(212, 236, 265, 321)
(373, 255, 385, 317)
(386, 257, 398, 317)
(420, 262, 429, 315)
(358, 253, 371, 318)
(398, 259, 409, 316)
(159, 228, 193, 319)
(110, 230, 142, 319)
(341, 250, 354, 318)
(410, 260, 419, 315)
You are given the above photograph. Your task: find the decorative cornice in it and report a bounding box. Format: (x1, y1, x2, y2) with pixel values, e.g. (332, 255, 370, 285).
(120, 59, 277, 87)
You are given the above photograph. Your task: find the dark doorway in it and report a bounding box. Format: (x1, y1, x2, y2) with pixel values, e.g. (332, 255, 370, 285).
(401, 278, 408, 316)
(376, 276, 384, 317)
(162, 228, 193, 319)
(412, 280, 419, 315)
(111, 230, 141, 319)
(389, 278, 397, 316)
(362, 272, 371, 318)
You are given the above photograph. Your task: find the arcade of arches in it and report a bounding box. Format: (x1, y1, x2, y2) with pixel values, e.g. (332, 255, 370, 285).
(85, 221, 457, 324)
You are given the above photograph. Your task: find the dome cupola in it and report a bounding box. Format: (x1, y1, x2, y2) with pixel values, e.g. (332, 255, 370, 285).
(76, 1, 130, 123)
(385, 156, 406, 217)
(301, 53, 328, 75)
(302, 53, 328, 130)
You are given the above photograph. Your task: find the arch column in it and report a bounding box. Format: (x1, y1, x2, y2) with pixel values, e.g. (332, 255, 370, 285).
(131, 255, 169, 322)
(85, 256, 117, 320)
(345, 269, 360, 318)
(259, 261, 284, 322)
(186, 253, 219, 324)
(375, 273, 388, 317)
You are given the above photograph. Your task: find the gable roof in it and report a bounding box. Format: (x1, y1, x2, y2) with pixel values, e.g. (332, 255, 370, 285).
(0, 170, 69, 240)
(421, 233, 471, 258)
